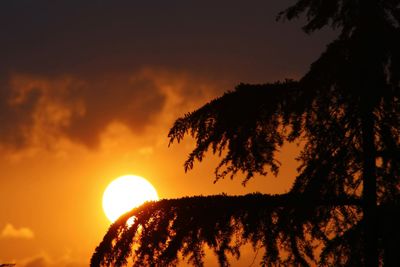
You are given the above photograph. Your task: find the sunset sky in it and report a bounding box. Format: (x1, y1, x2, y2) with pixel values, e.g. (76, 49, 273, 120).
(0, 1, 335, 266)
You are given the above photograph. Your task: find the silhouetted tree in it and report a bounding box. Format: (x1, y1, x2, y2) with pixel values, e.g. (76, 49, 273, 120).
(91, 0, 400, 266)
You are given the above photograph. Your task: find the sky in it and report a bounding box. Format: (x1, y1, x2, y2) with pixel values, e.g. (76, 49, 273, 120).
(0, 1, 336, 266)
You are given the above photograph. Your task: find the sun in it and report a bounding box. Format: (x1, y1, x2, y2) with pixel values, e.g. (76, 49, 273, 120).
(102, 175, 159, 222)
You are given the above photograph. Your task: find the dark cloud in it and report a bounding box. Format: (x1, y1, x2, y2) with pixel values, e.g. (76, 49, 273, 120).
(0, 73, 166, 148)
(22, 255, 87, 267)
(24, 257, 47, 267)
(64, 74, 166, 146)
(0, 80, 39, 148)
(0, 0, 336, 149)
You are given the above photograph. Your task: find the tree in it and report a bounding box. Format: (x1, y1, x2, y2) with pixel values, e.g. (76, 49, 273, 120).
(91, 0, 400, 266)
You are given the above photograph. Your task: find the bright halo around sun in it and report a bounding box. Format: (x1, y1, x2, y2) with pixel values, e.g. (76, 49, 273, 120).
(102, 175, 159, 222)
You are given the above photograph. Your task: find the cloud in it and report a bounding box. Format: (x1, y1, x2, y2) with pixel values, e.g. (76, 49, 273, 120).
(0, 71, 167, 150)
(0, 0, 334, 153)
(24, 257, 47, 267)
(20, 253, 87, 267)
(0, 223, 34, 239)
(0, 67, 230, 153)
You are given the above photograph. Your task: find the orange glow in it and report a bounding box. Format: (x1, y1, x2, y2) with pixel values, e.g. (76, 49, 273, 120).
(102, 175, 159, 222)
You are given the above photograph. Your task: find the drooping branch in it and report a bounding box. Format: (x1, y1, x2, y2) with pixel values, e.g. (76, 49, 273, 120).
(168, 81, 303, 185)
(92, 1, 400, 266)
(91, 193, 362, 267)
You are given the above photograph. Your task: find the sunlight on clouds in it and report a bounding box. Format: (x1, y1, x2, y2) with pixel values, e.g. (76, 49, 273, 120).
(21, 251, 87, 267)
(0, 223, 34, 239)
(98, 122, 133, 151)
(1, 71, 166, 151)
(1, 68, 225, 156)
(4, 74, 86, 150)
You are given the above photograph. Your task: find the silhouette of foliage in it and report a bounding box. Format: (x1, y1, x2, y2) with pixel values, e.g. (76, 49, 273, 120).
(92, 194, 365, 266)
(92, 0, 400, 266)
(168, 81, 300, 185)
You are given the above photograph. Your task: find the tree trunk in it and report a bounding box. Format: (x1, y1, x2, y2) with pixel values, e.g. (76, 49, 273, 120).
(361, 110, 378, 267)
(359, 1, 380, 265)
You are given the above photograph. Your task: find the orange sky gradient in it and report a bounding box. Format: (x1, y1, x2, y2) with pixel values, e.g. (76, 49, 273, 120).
(0, 1, 336, 265)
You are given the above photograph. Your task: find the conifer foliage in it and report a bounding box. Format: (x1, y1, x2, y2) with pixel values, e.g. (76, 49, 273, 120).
(92, 1, 400, 266)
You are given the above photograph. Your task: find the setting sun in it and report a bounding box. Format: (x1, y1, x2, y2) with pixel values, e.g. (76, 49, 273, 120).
(102, 175, 159, 222)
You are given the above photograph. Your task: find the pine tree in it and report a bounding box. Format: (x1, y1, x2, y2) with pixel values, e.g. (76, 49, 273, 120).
(91, 1, 400, 266)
